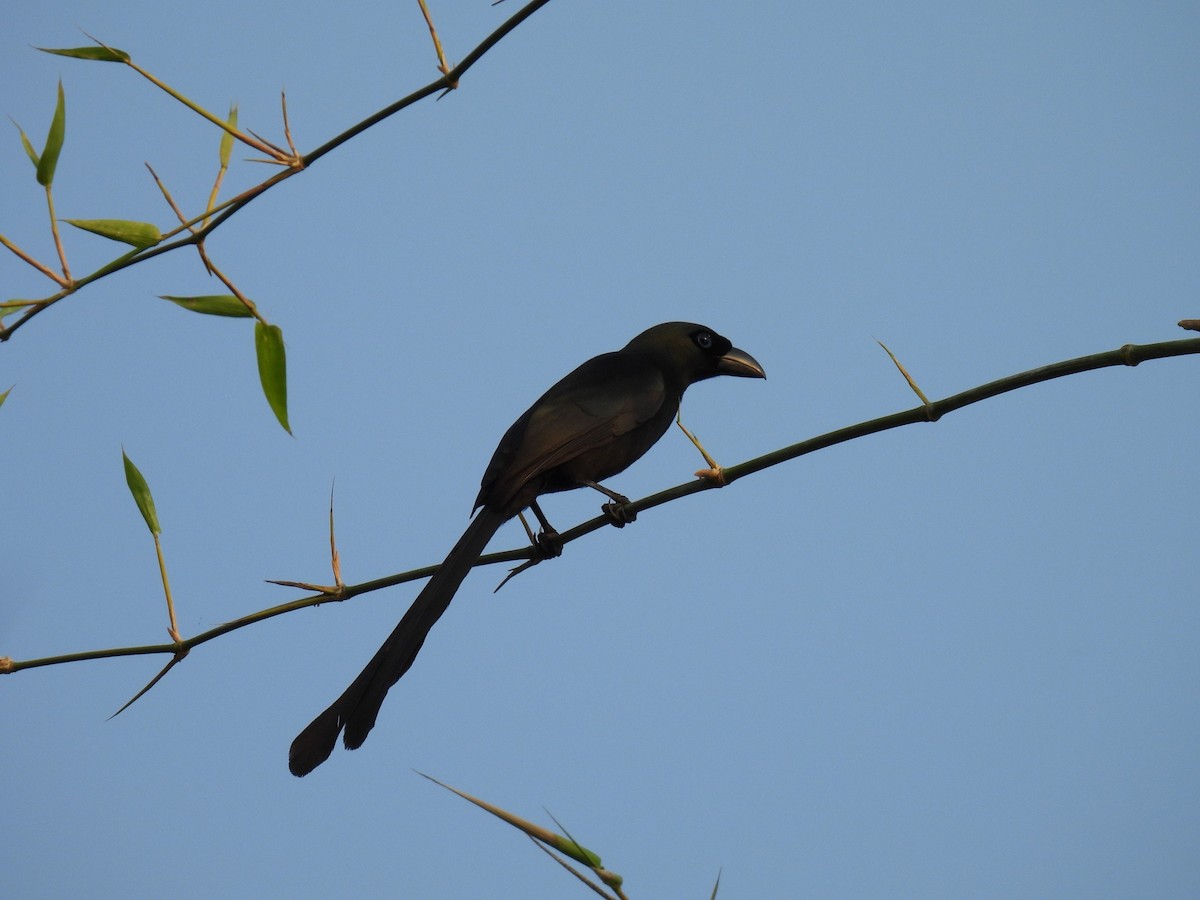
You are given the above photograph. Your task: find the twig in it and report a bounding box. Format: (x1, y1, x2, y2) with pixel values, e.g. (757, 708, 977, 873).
(0, 233, 68, 285)
(204, 258, 266, 324)
(1, 0, 557, 343)
(146, 162, 215, 276)
(44, 184, 71, 282)
(417, 0, 455, 80)
(81, 29, 289, 163)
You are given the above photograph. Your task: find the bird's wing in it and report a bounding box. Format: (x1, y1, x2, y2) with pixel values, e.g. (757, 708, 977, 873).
(478, 353, 668, 509)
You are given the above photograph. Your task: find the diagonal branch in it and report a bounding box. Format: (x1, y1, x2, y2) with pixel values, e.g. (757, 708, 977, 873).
(0, 0, 557, 344)
(2, 334, 1196, 678)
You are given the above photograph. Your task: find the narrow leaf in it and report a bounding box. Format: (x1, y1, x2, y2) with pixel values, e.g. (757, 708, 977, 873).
(417, 772, 604, 868)
(0, 386, 11, 410)
(10, 119, 40, 168)
(255, 322, 291, 434)
(36, 45, 130, 63)
(64, 218, 161, 249)
(219, 104, 238, 167)
(159, 295, 254, 318)
(122, 450, 161, 535)
(36, 81, 66, 186)
(0, 303, 32, 323)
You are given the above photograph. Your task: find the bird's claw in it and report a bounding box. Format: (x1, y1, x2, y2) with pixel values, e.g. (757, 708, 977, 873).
(601, 498, 637, 528)
(495, 528, 561, 594)
(535, 528, 563, 559)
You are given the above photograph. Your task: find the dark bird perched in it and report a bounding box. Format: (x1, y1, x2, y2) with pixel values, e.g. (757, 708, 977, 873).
(289, 322, 765, 776)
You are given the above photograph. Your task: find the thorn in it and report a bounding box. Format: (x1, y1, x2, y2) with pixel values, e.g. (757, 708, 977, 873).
(280, 89, 299, 159)
(246, 127, 286, 156)
(328, 480, 344, 590)
(109, 650, 187, 719)
(494, 558, 538, 593)
(877, 338, 931, 406)
(265, 579, 345, 597)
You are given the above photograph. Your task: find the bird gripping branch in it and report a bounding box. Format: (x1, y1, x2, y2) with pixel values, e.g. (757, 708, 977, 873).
(289, 322, 765, 776)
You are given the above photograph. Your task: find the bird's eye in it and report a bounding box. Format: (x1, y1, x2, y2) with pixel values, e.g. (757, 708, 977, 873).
(694, 331, 714, 350)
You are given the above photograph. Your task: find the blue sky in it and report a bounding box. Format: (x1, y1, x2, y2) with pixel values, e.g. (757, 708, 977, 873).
(3, 2, 1198, 897)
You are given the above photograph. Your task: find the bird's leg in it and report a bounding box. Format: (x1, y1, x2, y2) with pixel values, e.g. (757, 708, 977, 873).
(495, 503, 562, 594)
(529, 500, 563, 558)
(580, 480, 637, 528)
(675, 410, 726, 485)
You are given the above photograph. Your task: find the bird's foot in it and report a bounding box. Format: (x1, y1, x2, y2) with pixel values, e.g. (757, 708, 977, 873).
(535, 527, 563, 560)
(494, 528, 562, 594)
(601, 495, 637, 528)
(695, 465, 726, 486)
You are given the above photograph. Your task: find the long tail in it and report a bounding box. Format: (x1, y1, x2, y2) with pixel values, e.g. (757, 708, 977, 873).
(289, 506, 506, 777)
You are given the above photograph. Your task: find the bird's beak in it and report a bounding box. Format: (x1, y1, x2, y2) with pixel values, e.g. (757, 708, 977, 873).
(717, 346, 766, 379)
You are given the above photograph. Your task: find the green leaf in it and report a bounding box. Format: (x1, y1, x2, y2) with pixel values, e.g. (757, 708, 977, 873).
(122, 450, 161, 535)
(219, 104, 238, 168)
(10, 119, 40, 168)
(36, 80, 66, 186)
(159, 294, 255, 318)
(255, 322, 291, 434)
(546, 834, 603, 869)
(0, 386, 11, 410)
(36, 45, 131, 63)
(64, 218, 162, 249)
(0, 302, 32, 323)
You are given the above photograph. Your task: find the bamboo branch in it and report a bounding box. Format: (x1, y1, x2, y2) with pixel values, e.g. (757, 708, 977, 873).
(0, 0, 557, 343)
(3, 334, 1196, 677)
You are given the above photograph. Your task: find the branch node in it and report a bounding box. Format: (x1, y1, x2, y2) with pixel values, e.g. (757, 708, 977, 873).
(1118, 343, 1142, 367)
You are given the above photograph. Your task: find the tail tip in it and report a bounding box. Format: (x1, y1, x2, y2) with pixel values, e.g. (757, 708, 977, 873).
(288, 708, 342, 777)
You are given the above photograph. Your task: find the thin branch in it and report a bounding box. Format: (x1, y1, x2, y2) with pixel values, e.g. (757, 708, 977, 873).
(1, 169, 292, 339)
(203, 258, 267, 324)
(153, 532, 182, 643)
(101, 44, 288, 162)
(0, 0, 556, 344)
(3, 334, 1197, 676)
(0, 233, 68, 285)
(302, 0, 554, 167)
(43, 184, 71, 282)
(146, 162, 216, 276)
(417, 0, 455, 79)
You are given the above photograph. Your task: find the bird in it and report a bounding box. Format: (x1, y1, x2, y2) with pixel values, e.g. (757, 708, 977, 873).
(288, 322, 765, 776)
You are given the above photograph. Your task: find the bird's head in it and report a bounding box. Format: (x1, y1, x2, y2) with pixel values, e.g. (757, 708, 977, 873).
(624, 322, 766, 387)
